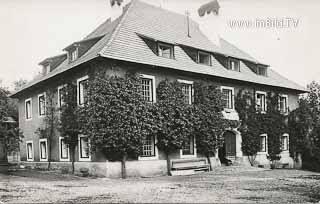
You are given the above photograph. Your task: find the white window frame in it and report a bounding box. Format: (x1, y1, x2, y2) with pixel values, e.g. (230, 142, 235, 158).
(77, 75, 89, 106)
(39, 138, 48, 162)
(255, 91, 267, 113)
(281, 133, 289, 152)
(140, 74, 156, 103)
(158, 42, 174, 59)
(138, 135, 159, 161)
(221, 86, 235, 111)
(78, 135, 91, 162)
(180, 136, 197, 159)
(178, 79, 194, 105)
(26, 140, 34, 161)
(25, 98, 32, 120)
(227, 58, 240, 72)
(279, 94, 289, 114)
(69, 47, 78, 62)
(59, 137, 70, 162)
(38, 93, 46, 117)
(258, 134, 268, 155)
(57, 85, 66, 108)
(198, 51, 211, 66)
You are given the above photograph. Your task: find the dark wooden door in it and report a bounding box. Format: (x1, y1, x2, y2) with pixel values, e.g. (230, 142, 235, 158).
(225, 131, 236, 157)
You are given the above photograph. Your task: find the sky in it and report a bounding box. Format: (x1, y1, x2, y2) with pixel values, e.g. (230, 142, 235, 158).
(0, 0, 319, 90)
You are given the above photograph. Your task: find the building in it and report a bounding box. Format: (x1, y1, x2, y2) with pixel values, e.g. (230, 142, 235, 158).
(11, 0, 307, 177)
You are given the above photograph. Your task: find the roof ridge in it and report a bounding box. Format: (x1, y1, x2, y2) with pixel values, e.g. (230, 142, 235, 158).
(98, 0, 137, 56)
(84, 18, 111, 40)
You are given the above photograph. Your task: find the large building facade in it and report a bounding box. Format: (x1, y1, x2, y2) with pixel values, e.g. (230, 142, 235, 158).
(11, 0, 307, 177)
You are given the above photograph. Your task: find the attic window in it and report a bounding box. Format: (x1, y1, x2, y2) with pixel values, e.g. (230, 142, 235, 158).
(227, 58, 240, 72)
(257, 65, 267, 76)
(45, 64, 50, 74)
(158, 43, 174, 59)
(198, 51, 211, 66)
(69, 48, 78, 62)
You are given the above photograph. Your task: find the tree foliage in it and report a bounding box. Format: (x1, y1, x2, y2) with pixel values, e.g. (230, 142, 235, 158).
(110, 0, 123, 7)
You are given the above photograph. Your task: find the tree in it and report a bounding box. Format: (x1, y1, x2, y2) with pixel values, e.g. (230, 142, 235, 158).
(110, 0, 123, 7)
(154, 79, 194, 175)
(35, 89, 58, 169)
(13, 79, 28, 91)
(193, 82, 228, 169)
(80, 72, 152, 179)
(59, 83, 80, 174)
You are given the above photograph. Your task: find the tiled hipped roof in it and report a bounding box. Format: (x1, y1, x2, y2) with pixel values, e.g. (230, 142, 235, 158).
(11, 0, 307, 97)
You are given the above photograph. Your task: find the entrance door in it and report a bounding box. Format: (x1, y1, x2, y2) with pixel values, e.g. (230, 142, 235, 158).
(224, 131, 236, 158)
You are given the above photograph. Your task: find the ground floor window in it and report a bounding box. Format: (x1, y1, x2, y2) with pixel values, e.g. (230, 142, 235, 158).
(59, 137, 69, 161)
(281, 134, 289, 151)
(26, 141, 34, 161)
(141, 135, 155, 157)
(182, 136, 195, 156)
(78, 135, 91, 161)
(260, 134, 267, 152)
(39, 139, 48, 161)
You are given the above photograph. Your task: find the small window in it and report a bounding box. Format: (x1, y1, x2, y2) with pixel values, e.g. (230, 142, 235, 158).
(158, 43, 174, 59)
(221, 86, 234, 110)
(178, 80, 193, 105)
(182, 136, 195, 156)
(281, 134, 289, 151)
(141, 135, 155, 157)
(38, 94, 45, 116)
(256, 91, 267, 112)
(57, 86, 65, 108)
(140, 74, 156, 103)
(198, 51, 211, 66)
(26, 141, 34, 161)
(279, 95, 288, 114)
(70, 48, 78, 62)
(227, 58, 240, 72)
(59, 137, 69, 161)
(260, 135, 267, 152)
(39, 139, 48, 161)
(77, 76, 89, 106)
(257, 66, 267, 76)
(79, 136, 91, 161)
(25, 98, 32, 120)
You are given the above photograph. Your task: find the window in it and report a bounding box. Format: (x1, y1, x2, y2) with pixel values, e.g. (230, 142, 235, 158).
(279, 95, 288, 114)
(260, 134, 267, 152)
(182, 136, 196, 156)
(70, 48, 78, 62)
(141, 135, 155, 157)
(198, 51, 211, 66)
(281, 134, 289, 151)
(26, 141, 34, 161)
(256, 91, 267, 112)
(221, 86, 234, 110)
(38, 94, 45, 116)
(39, 139, 48, 161)
(227, 58, 240, 72)
(178, 80, 193, 105)
(57, 86, 66, 108)
(257, 66, 267, 76)
(25, 98, 32, 120)
(59, 137, 69, 161)
(140, 74, 156, 103)
(77, 76, 89, 106)
(158, 43, 174, 59)
(79, 135, 91, 161)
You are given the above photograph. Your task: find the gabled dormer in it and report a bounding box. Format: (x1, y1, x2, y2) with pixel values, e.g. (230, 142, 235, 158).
(39, 54, 67, 75)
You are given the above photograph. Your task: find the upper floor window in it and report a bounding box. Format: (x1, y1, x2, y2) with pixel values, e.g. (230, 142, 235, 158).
(257, 65, 267, 76)
(178, 80, 193, 105)
(158, 43, 174, 59)
(77, 76, 89, 106)
(279, 95, 288, 114)
(221, 86, 234, 110)
(256, 91, 267, 113)
(25, 98, 32, 120)
(260, 134, 267, 152)
(70, 48, 78, 62)
(79, 135, 91, 161)
(140, 74, 156, 103)
(38, 93, 46, 116)
(198, 51, 211, 66)
(281, 134, 289, 151)
(57, 86, 65, 108)
(227, 58, 240, 72)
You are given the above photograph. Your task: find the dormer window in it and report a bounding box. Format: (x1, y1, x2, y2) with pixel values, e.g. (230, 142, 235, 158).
(198, 51, 211, 66)
(158, 43, 174, 59)
(227, 58, 240, 72)
(45, 64, 50, 74)
(257, 65, 267, 76)
(70, 48, 78, 62)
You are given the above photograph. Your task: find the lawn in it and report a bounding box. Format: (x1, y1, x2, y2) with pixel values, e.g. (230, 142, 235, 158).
(0, 166, 319, 203)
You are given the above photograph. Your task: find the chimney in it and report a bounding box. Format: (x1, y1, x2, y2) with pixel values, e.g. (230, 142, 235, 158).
(198, 0, 221, 47)
(107, 0, 131, 21)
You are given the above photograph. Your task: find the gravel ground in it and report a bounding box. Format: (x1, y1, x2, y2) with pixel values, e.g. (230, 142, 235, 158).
(0, 166, 320, 203)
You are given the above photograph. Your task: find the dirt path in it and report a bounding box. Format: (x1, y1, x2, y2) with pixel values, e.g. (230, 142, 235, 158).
(0, 167, 320, 203)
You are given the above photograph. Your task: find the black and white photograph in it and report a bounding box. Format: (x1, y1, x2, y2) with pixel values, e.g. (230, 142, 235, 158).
(0, 0, 320, 203)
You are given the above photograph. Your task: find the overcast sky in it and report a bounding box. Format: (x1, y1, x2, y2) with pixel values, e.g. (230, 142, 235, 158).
(0, 0, 319, 90)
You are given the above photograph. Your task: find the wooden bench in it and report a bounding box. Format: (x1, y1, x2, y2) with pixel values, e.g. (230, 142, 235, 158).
(170, 158, 210, 175)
